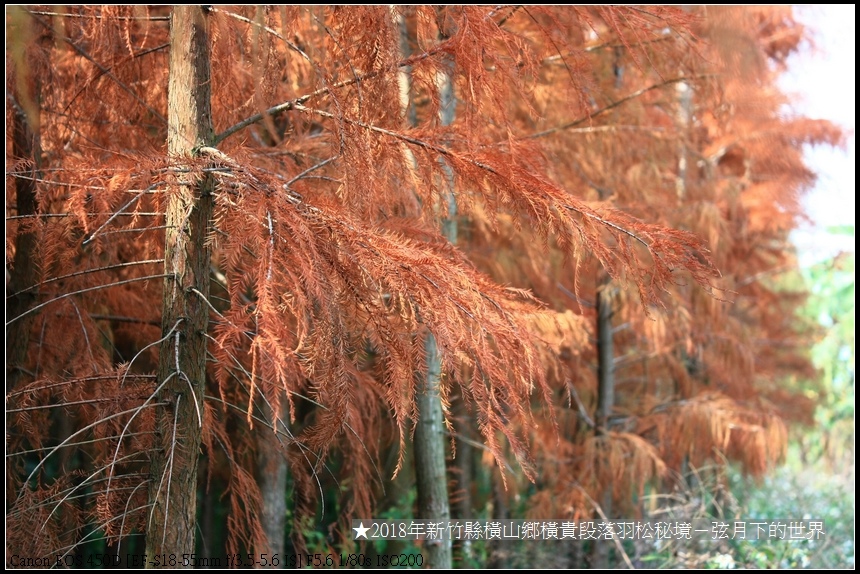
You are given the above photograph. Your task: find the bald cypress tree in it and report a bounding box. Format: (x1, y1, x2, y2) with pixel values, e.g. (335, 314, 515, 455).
(8, 6, 835, 565)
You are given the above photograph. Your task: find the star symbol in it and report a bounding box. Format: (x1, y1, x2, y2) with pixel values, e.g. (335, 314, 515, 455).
(353, 522, 370, 539)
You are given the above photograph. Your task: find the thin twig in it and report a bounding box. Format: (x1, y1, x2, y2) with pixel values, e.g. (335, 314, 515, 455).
(118, 480, 150, 556)
(6, 259, 163, 299)
(7, 212, 163, 220)
(573, 481, 636, 569)
(285, 156, 338, 187)
(528, 75, 715, 139)
(567, 379, 595, 428)
(16, 403, 168, 506)
(28, 11, 167, 124)
(82, 184, 160, 245)
(214, 40, 452, 145)
(6, 274, 172, 327)
(121, 319, 183, 388)
(6, 374, 155, 398)
(88, 314, 161, 325)
(7, 397, 145, 413)
(7, 433, 154, 457)
(161, 393, 181, 549)
(108, 367, 181, 503)
(39, 451, 149, 538)
(174, 330, 202, 429)
(28, 10, 169, 21)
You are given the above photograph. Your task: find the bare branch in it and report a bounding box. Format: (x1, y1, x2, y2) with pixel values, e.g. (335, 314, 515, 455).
(527, 75, 715, 140)
(28, 11, 168, 125)
(6, 274, 172, 327)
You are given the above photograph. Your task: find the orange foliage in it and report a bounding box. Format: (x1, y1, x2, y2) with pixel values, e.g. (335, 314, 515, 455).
(6, 5, 839, 556)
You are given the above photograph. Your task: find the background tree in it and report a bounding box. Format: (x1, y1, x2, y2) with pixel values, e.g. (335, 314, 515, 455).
(6, 5, 839, 567)
(450, 5, 841, 567)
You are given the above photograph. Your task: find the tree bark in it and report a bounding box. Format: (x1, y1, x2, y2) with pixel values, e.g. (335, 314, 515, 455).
(591, 280, 614, 568)
(414, 335, 453, 569)
(450, 393, 474, 565)
(485, 468, 509, 569)
(595, 283, 615, 434)
(404, 8, 456, 568)
(6, 11, 45, 514)
(7, 20, 43, 392)
(256, 401, 288, 565)
(146, 6, 214, 563)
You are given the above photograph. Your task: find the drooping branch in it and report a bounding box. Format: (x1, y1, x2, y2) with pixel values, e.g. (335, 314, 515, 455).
(527, 74, 715, 140)
(288, 102, 717, 303)
(213, 22, 455, 145)
(28, 10, 168, 125)
(6, 274, 173, 327)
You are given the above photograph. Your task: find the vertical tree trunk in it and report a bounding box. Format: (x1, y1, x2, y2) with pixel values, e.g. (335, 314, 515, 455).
(7, 17, 43, 392)
(401, 7, 455, 568)
(595, 283, 614, 435)
(256, 401, 288, 564)
(415, 335, 453, 569)
(675, 78, 699, 499)
(675, 80, 692, 200)
(146, 6, 214, 562)
(450, 393, 474, 564)
(485, 468, 509, 569)
(591, 280, 614, 568)
(7, 11, 45, 515)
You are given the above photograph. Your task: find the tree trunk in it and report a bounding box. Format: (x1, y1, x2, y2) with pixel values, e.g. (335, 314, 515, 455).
(485, 468, 509, 569)
(7, 11, 45, 515)
(675, 80, 692, 200)
(450, 393, 474, 565)
(595, 282, 614, 437)
(408, 7, 457, 569)
(256, 400, 288, 565)
(7, 19, 43, 392)
(591, 280, 614, 568)
(146, 6, 214, 562)
(395, 8, 454, 568)
(414, 333, 452, 569)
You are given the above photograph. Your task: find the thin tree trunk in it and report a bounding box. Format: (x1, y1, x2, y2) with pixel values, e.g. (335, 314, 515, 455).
(591, 280, 614, 568)
(256, 400, 288, 565)
(567, 538, 585, 569)
(7, 11, 45, 515)
(675, 80, 692, 200)
(415, 334, 452, 569)
(392, 7, 454, 568)
(450, 393, 474, 565)
(7, 27, 43, 392)
(400, 7, 456, 568)
(595, 282, 614, 436)
(485, 467, 509, 569)
(146, 6, 214, 562)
